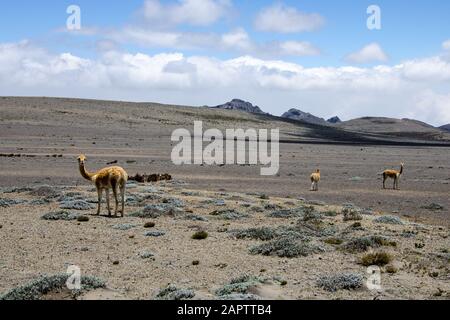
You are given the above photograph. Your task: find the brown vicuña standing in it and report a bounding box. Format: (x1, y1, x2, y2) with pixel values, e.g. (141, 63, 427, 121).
(382, 163, 404, 190)
(77, 154, 128, 217)
(310, 169, 321, 191)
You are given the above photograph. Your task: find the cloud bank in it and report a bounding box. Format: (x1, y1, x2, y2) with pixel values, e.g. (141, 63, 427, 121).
(1, 40, 449, 126)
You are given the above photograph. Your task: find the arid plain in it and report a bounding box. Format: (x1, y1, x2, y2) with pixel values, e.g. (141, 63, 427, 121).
(0, 97, 449, 300)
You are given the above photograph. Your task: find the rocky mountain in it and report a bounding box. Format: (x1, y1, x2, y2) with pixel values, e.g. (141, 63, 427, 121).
(327, 116, 342, 124)
(440, 124, 450, 132)
(212, 99, 266, 114)
(281, 108, 329, 126)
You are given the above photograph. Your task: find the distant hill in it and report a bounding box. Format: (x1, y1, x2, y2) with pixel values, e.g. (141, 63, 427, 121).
(327, 116, 342, 124)
(212, 99, 266, 114)
(281, 108, 329, 126)
(336, 117, 449, 141)
(1, 97, 449, 145)
(440, 124, 450, 132)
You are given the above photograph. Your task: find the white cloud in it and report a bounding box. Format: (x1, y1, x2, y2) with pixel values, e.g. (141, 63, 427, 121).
(221, 28, 253, 51)
(278, 41, 321, 56)
(1, 41, 450, 126)
(443, 40, 450, 51)
(346, 43, 388, 64)
(401, 56, 450, 82)
(254, 3, 325, 33)
(109, 27, 321, 58)
(141, 0, 231, 27)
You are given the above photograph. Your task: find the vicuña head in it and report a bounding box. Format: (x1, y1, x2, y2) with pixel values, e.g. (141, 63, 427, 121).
(77, 154, 128, 217)
(382, 162, 404, 190)
(310, 169, 321, 192)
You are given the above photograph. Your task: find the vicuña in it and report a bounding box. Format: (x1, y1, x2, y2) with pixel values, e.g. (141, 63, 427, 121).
(310, 169, 321, 191)
(382, 163, 404, 190)
(77, 154, 128, 217)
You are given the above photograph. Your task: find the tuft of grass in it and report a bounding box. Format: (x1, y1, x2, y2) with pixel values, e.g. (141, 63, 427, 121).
(77, 216, 90, 222)
(139, 251, 155, 259)
(192, 231, 208, 240)
(324, 237, 344, 245)
(41, 211, 78, 221)
(342, 207, 362, 222)
(144, 231, 166, 237)
(249, 237, 321, 258)
(385, 265, 398, 274)
(374, 215, 404, 225)
(215, 275, 264, 297)
(156, 284, 195, 300)
(342, 235, 396, 253)
(231, 227, 278, 241)
(317, 273, 364, 292)
(323, 210, 339, 217)
(360, 251, 393, 267)
(210, 209, 248, 220)
(144, 222, 156, 228)
(60, 200, 95, 211)
(0, 274, 105, 300)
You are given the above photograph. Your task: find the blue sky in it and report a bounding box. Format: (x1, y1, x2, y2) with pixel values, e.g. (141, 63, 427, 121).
(1, 0, 450, 125)
(2, 0, 449, 65)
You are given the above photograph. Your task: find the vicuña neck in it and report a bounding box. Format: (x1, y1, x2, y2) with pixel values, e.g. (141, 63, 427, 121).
(79, 163, 94, 181)
(400, 165, 403, 174)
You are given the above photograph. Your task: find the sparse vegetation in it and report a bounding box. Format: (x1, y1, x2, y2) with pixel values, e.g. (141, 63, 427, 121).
(215, 275, 264, 297)
(317, 273, 364, 292)
(420, 203, 445, 211)
(144, 222, 155, 228)
(342, 235, 396, 253)
(130, 204, 183, 218)
(210, 209, 248, 220)
(231, 227, 278, 241)
(360, 251, 393, 266)
(139, 251, 155, 259)
(324, 237, 344, 245)
(192, 231, 208, 240)
(385, 265, 398, 274)
(41, 211, 78, 221)
(112, 223, 136, 230)
(374, 215, 404, 225)
(156, 284, 195, 300)
(60, 200, 95, 211)
(0, 198, 26, 207)
(144, 231, 166, 237)
(77, 216, 89, 222)
(342, 207, 362, 222)
(268, 206, 317, 219)
(250, 237, 321, 258)
(0, 274, 105, 300)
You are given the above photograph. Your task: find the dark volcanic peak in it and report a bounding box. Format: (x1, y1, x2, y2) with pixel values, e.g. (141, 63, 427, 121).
(439, 124, 450, 132)
(281, 108, 329, 126)
(212, 99, 265, 114)
(327, 116, 342, 124)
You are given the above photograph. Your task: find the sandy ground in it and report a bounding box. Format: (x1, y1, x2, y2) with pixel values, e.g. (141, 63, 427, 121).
(0, 97, 449, 300)
(0, 182, 448, 300)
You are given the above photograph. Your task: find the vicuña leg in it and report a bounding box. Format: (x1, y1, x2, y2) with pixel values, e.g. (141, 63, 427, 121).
(106, 189, 111, 216)
(112, 185, 119, 217)
(120, 184, 126, 217)
(96, 187, 102, 215)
